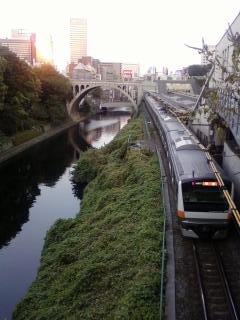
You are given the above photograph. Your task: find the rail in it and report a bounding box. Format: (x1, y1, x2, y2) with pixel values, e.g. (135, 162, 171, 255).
(214, 242, 239, 319)
(192, 240, 239, 319)
(192, 242, 208, 320)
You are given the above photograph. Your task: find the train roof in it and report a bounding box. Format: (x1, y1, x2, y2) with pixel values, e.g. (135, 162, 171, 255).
(144, 94, 230, 181)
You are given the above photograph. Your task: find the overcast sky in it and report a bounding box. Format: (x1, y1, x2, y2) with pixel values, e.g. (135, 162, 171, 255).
(0, 0, 239, 74)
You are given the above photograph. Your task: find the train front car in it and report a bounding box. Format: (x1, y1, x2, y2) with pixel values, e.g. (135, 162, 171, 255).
(178, 175, 232, 239)
(143, 93, 233, 239)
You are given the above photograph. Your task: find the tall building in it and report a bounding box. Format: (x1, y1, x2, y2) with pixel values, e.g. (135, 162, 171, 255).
(0, 30, 36, 65)
(70, 18, 87, 64)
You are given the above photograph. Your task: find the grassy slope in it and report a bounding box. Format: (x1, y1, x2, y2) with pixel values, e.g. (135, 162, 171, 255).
(13, 115, 164, 320)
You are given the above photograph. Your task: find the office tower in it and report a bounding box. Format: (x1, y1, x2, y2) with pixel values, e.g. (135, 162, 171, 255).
(70, 18, 87, 64)
(0, 30, 36, 65)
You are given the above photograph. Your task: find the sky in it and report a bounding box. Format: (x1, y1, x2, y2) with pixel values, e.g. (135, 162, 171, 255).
(0, 0, 239, 74)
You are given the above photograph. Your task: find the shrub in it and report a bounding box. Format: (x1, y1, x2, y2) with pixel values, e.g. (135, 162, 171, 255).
(11, 128, 42, 146)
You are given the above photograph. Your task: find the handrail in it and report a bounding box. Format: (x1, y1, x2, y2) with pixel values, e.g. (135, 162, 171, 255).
(144, 117, 167, 319)
(156, 148, 167, 320)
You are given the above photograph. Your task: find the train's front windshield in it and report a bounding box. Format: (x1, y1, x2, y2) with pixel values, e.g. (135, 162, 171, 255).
(182, 181, 230, 212)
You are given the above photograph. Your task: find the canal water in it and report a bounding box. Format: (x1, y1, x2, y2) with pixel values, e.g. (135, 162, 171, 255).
(0, 112, 131, 320)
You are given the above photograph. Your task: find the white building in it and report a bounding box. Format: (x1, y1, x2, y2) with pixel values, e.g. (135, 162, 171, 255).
(210, 12, 240, 207)
(212, 12, 240, 85)
(201, 45, 215, 65)
(70, 18, 87, 64)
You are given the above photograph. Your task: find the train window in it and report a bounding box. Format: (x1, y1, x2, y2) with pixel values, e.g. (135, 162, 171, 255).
(182, 181, 229, 212)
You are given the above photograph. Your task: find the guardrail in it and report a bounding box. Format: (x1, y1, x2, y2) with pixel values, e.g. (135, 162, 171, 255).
(143, 117, 168, 319)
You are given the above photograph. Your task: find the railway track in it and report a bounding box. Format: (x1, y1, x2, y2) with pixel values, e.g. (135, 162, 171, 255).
(143, 96, 240, 319)
(152, 92, 194, 116)
(193, 240, 240, 320)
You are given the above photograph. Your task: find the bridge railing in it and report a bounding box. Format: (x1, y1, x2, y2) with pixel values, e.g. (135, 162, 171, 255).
(70, 80, 145, 86)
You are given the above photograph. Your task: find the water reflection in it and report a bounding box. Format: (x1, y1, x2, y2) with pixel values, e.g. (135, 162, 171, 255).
(78, 114, 130, 148)
(0, 132, 75, 249)
(0, 111, 131, 319)
(0, 114, 130, 250)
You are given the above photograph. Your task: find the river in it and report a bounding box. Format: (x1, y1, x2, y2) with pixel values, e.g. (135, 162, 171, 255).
(0, 112, 131, 320)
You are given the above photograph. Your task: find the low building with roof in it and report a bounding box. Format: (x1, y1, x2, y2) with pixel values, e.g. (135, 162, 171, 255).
(72, 62, 96, 80)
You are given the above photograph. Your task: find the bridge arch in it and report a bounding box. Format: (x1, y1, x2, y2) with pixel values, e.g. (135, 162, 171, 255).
(74, 85, 79, 95)
(68, 84, 138, 117)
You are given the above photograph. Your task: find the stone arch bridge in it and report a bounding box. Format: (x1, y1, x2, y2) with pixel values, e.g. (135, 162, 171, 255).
(67, 80, 157, 119)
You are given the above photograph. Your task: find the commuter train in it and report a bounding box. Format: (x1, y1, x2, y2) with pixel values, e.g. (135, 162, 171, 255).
(144, 93, 233, 239)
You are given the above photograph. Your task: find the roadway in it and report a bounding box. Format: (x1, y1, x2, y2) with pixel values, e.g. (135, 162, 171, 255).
(156, 79, 200, 112)
(158, 92, 197, 110)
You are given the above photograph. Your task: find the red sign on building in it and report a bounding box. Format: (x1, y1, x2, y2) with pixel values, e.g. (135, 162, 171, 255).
(123, 69, 133, 79)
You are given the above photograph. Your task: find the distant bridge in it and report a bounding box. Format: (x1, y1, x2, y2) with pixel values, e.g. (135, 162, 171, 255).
(67, 80, 157, 119)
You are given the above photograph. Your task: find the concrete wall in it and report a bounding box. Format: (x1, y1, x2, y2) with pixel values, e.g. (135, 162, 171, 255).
(166, 83, 192, 93)
(190, 106, 211, 146)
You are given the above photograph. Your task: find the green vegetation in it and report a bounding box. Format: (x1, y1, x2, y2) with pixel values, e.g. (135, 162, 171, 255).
(13, 116, 164, 320)
(11, 128, 42, 146)
(0, 45, 72, 138)
(187, 64, 212, 77)
(0, 131, 12, 150)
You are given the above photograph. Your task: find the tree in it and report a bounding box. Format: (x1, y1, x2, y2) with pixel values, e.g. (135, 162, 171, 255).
(0, 48, 74, 135)
(0, 46, 41, 134)
(186, 29, 240, 137)
(0, 56, 7, 110)
(187, 64, 212, 77)
(33, 64, 73, 124)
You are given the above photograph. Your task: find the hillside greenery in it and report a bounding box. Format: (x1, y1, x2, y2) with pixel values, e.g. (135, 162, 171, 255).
(0, 45, 72, 137)
(13, 115, 164, 320)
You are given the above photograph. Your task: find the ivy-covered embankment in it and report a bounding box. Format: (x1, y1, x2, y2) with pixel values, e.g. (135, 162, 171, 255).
(13, 115, 164, 320)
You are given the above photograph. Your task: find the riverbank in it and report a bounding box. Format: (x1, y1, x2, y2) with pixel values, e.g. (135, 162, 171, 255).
(0, 120, 78, 167)
(13, 114, 164, 319)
